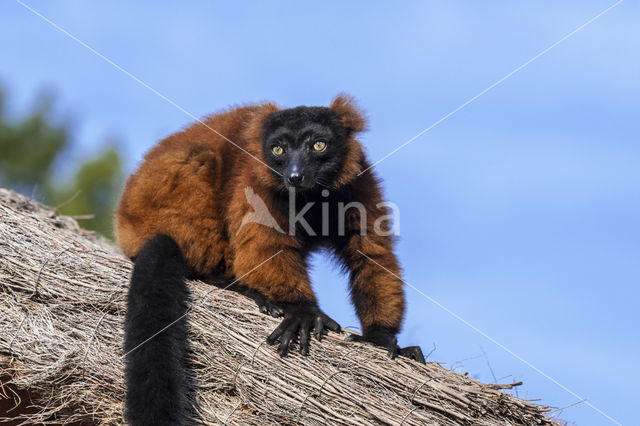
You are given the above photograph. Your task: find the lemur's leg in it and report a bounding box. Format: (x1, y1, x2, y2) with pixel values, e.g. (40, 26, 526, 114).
(336, 181, 425, 363)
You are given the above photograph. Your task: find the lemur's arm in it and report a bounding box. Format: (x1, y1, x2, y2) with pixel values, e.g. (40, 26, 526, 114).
(336, 175, 425, 363)
(228, 191, 340, 356)
(231, 227, 315, 303)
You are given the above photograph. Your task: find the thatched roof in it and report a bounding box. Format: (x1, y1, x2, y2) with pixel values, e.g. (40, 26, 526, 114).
(0, 188, 559, 425)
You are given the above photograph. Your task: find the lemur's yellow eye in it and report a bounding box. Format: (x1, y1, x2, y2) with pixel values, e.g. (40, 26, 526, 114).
(272, 146, 284, 155)
(313, 141, 327, 151)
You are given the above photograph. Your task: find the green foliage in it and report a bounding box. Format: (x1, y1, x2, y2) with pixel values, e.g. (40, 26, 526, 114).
(0, 93, 68, 192)
(50, 148, 123, 238)
(0, 88, 123, 239)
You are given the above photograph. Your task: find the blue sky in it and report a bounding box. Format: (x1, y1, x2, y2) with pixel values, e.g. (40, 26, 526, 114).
(2, 1, 638, 424)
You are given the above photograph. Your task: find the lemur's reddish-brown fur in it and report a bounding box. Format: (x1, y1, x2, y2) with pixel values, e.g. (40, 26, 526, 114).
(116, 95, 405, 331)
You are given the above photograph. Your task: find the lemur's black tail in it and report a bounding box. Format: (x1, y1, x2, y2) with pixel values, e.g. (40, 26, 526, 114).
(124, 234, 191, 426)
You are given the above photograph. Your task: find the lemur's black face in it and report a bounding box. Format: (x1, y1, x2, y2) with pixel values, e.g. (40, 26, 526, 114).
(262, 106, 348, 192)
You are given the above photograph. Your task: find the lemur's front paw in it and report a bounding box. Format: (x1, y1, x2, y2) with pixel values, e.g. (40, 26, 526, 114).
(266, 303, 341, 356)
(397, 346, 426, 363)
(347, 325, 426, 364)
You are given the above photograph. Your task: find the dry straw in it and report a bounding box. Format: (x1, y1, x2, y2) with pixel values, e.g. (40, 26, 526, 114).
(0, 188, 559, 425)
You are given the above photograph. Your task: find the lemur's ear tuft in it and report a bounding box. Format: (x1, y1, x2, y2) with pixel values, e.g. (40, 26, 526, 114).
(330, 94, 368, 134)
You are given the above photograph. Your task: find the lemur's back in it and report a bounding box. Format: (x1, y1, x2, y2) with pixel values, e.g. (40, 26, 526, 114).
(116, 104, 269, 276)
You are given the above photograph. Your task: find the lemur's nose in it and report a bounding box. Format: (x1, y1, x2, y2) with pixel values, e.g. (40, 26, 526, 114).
(286, 152, 304, 186)
(287, 173, 304, 185)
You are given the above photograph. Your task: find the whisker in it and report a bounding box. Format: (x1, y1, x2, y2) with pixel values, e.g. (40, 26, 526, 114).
(314, 179, 337, 191)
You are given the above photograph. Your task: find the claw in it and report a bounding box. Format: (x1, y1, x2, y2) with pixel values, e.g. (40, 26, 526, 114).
(277, 322, 298, 356)
(345, 333, 361, 342)
(313, 316, 324, 341)
(322, 314, 341, 333)
(387, 342, 399, 360)
(299, 319, 311, 354)
(267, 324, 285, 345)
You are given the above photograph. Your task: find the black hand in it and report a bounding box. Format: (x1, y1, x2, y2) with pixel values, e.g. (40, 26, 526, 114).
(266, 302, 341, 356)
(398, 345, 426, 363)
(348, 325, 426, 364)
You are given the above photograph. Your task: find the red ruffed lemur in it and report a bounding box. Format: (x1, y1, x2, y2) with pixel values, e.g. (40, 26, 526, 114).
(118, 94, 425, 425)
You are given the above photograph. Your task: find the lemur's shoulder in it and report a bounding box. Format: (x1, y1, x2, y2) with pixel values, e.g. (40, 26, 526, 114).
(115, 102, 277, 269)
